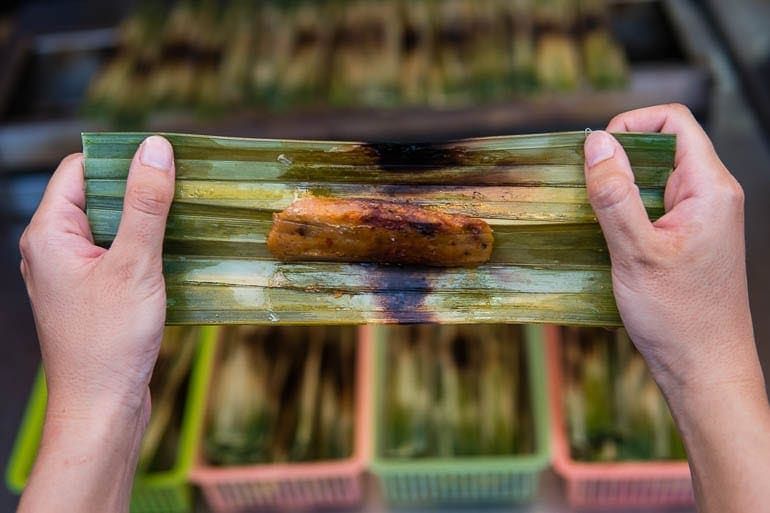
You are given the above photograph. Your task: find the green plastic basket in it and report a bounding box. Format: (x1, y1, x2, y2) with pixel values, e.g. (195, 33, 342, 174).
(369, 324, 551, 506)
(5, 326, 218, 513)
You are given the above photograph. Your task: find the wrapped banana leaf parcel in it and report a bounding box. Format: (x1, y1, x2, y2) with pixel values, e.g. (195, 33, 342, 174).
(561, 327, 686, 462)
(204, 325, 357, 465)
(82, 131, 674, 325)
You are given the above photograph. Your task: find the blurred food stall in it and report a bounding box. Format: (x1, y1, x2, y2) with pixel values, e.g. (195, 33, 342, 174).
(0, 0, 712, 170)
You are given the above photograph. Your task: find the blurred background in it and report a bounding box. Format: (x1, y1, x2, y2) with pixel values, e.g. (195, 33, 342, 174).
(0, 0, 769, 512)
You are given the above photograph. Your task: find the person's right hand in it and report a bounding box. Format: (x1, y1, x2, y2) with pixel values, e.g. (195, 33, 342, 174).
(584, 104, 770, 513)
(583, 104, 760, 395)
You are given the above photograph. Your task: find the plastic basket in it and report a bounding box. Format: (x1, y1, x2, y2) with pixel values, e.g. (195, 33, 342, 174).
(5, 326, 219, 513)
(369, 324, 551, 506)
(545, 325, 694, 509)
(191, 326, 371, 512)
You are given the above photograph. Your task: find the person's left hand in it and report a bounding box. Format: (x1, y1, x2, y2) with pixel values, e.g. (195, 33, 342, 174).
(19, 135, 175, 429)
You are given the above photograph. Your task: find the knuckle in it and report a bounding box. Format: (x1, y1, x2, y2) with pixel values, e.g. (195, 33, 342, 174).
(607, 112, 624, 129)
(59, 152, 83, 168)
(19, 223, 42, 259)
(728, 180, 745, 206)
(713, 176, 744, 208)
(18, 229, 30, 258)
(666, 103, 693, 118)
(19, 214, 67, 259)
(587, 173, 634, 211)
(127, 183, 172, 217)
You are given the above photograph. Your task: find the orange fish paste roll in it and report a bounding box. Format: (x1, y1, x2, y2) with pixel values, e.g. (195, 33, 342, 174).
(267, 197, 494, 267)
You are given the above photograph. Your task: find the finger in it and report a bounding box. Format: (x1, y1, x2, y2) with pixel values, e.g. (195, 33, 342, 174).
(606, 103, 718, 169)
(584, 131, 655, 263)
(110, 136, 175, 268)
(663, 167, 686, 213)
(38, 153, 86, 211)
(33, 153, 93, 241)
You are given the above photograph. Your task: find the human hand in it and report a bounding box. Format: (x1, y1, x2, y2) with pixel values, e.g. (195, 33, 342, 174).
(584, 104, 770, 513)
(19, 135, 175, 439)
(18, 136, 175, 512)
(583, 105, 759, 395)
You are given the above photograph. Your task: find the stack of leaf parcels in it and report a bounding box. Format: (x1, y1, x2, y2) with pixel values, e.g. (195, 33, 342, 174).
(139, 326, 200, 472)
(562, 328, 686, 461)
(383, 324, 534, 458)
(204, 326, 357, 465)
(87, 0, 628, 121)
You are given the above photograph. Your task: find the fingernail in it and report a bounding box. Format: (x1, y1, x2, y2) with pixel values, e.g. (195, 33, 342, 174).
(139, 136, 173, 170)
(585, 131, 617, 168)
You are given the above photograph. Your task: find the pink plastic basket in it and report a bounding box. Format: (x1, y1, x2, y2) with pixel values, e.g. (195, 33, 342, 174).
(191, 326, 371, 512)
(545, 325, 694, 509)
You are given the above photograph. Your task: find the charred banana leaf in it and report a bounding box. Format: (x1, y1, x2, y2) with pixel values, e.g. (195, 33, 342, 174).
(83, 131, 674, 325)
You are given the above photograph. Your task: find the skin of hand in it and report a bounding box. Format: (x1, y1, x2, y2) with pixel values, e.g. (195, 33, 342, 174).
(584, 104, 770, 513)
(17, 136, 175, 513)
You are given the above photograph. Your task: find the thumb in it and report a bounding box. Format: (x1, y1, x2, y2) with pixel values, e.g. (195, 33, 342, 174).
(111, 136, 175, 268)
(584, 131, 654, 262)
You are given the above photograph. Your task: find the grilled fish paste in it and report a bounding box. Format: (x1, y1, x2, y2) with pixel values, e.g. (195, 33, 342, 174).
(267, 197, 493, 267)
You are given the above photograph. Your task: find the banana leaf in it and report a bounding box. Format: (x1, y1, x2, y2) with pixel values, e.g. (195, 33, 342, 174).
(82, 131, 674, 326)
